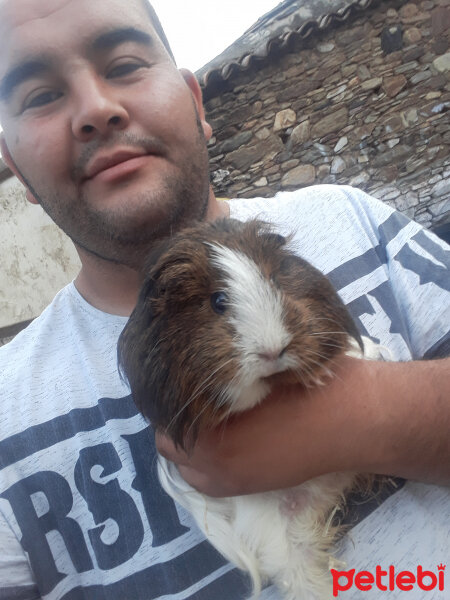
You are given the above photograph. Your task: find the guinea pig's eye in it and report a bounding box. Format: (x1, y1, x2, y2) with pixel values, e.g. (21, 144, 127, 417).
(211, 291, 228, 314)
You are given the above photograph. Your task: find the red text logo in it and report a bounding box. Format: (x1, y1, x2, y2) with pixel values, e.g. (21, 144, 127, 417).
(331, 564, 446, 597)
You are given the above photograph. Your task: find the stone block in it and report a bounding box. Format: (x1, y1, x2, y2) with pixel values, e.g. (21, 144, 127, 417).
(317, 42, 335, 53)
(403, 46, 425, 62)
(254, 177, 268, 187)
(335, 24, 366, 46)
(311, 107, 349, 138)
(290, 121, 311, 146)
(357, 65, 372, 81)
(331, 157, 346, 174)
(317, 164, 331, 179)
(227, 137, 284, 171)
(253, 101, 263, 113)
(374, 166, 399, 182)
(428, 74, 447, 90)
(395, 61, 419, 74)
(396, 192, 419, 211)
(399, 3, 419, 19)
(410, 70, 431, 84)
(273, 109, 297, 132)
(211, 169, 231, 186)
(433, 53, 450, 73)
(361, 77, 383, 91)
(387, 138, 400, 149)
(342, 64, 357, 77)
(334, 137, 348, 152)
(384, 114, 404, 133)
(218, 131, 253, 154)
(403, 27, 422, 45)
(432, 180, 450, 197)
(355, 123, 376, 140)
(281, 164, 316, 187)
(255, 127, 271, 141)
(372, 145, 411, 167)
(429, 198, 450, 217)
(434, 37, 449, 55)
(327, 85, 347, 100)
(383, 74, 408, 97)
(276, 79, 321, 104)
(384, 189, 401, 201)
(425, 91, 442, 100)
(281, 159, 300, 172)
(431, 7, 450, 37)
(243, 186, 275, 199)
(349, 172, 370, 186)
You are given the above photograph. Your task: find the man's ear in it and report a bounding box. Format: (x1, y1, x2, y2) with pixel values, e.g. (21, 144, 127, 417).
(0, 134, 39, 205)
(179, 68, 213, 142)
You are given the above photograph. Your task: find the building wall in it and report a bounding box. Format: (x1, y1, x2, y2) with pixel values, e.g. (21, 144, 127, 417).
(0, 174, 80, 339)
(204, 0, 450, 230)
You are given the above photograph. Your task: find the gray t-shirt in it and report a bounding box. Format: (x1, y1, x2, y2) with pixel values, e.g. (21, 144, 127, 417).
(0, 185, 449, 599)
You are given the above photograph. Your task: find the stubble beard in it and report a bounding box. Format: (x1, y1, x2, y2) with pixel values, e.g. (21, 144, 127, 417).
(15, 119, 211, 268)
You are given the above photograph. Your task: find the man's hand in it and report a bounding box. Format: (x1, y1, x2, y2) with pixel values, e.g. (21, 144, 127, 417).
(156, 356, 450, 497)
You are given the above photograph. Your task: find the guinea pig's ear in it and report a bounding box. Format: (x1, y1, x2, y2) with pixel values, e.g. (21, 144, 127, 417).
(258, 227, 288, 249)
(140, 236, 208, 304)
(264, 232, 286, 246)
(251, 220, 287, 247)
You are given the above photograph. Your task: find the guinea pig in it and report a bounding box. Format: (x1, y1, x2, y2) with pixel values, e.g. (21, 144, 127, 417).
(118, 218, 381, 600)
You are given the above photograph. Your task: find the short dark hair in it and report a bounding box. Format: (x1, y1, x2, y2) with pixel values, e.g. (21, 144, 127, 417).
(142, 1, 176, 63)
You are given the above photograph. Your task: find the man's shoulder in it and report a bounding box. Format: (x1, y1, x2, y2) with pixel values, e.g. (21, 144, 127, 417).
(229, 184, 385, 210)
(0, 285, 74, 440)
(228, 184, 392, 230)
(0, 281, 126, 383)
(0, 284, 74, 360)
(0, 282, 128, 441)
(228, 185, 397, 262)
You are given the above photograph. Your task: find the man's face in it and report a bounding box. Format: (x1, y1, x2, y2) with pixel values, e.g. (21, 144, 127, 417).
(0, 0, 212, 265)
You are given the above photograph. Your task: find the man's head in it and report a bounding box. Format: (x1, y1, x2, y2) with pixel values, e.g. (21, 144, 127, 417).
(0, 0, 213, 267)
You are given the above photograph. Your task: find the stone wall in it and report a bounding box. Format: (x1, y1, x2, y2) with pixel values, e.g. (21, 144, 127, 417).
(205, 0, 450, 231)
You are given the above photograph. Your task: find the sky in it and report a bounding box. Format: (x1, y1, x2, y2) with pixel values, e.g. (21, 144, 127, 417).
(150, 0, 282, 72)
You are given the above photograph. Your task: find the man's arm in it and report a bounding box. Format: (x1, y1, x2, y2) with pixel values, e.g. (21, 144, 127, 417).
(156, 356, 450, 497)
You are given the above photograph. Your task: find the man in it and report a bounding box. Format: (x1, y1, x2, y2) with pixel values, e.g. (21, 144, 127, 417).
(0, 0, 448, 598)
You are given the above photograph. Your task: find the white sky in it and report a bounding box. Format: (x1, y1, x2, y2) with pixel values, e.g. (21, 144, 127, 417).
(150, 0, 281, 72)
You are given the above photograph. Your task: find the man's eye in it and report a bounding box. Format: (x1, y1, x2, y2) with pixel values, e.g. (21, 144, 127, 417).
(24, 90, 62, 110)
(107, 62, 144, 78)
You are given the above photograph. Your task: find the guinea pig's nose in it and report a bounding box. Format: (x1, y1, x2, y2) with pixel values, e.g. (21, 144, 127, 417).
(257, 346, 287, 362)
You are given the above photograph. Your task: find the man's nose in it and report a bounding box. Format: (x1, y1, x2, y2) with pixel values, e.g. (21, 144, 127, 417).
(71, 74, 130, 140)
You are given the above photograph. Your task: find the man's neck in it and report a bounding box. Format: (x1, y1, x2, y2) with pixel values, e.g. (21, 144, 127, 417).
(74, 195, 230, 317)
(74, 252, 141, 317)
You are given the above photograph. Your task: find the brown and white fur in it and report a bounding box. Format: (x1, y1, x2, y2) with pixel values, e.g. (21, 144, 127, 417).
(118, 218, 382, 600)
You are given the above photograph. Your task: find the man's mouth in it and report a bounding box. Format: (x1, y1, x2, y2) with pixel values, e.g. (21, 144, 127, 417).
(83, 149, 152, 184)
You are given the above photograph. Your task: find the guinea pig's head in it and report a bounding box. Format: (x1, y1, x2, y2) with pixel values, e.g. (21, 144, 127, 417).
(118, 218, 362, 447)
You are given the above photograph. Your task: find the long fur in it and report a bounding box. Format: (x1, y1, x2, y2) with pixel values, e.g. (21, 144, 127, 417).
(118, 219, 384, 599)
(157, 337, 381, 600)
